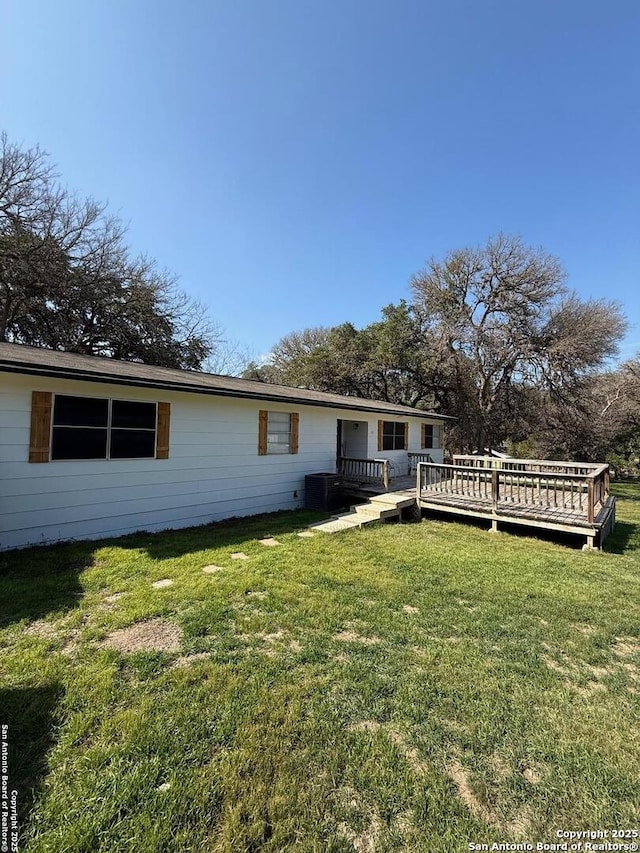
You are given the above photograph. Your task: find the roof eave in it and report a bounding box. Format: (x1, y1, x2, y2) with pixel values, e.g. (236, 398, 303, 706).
(0, 361, 454, 420)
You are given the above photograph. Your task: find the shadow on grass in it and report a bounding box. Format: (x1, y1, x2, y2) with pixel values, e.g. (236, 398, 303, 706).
(421, 508, 588, 549)
(0, 510, 329, 584)
(1, 683, 63, 843)
(108, 509, 330, 560)
(0, 544, 95, 629)
(602, 520, 640, 555)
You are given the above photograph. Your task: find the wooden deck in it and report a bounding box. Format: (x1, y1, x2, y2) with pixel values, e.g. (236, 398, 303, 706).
(417, 460, 616, 548)
(338, 455, 616, 548)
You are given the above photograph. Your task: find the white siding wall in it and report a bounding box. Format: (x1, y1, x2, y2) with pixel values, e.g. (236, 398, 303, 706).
(0, 374, 444, 550)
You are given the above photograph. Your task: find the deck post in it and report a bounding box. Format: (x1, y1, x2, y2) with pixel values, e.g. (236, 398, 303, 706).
(382, 459, 390, 491)
(491, 468, 499, 511)
(587, 478, 595, 524)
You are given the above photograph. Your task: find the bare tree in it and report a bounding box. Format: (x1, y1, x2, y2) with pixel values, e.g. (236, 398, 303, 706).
(204, 337, 257, 376)
(0, 132, 219, 368)
(411, 234, 626, 451)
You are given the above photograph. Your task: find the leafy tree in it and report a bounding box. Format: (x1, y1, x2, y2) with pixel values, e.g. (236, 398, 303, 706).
(0, 132, 218, 368)
(244, 303, 448, 408)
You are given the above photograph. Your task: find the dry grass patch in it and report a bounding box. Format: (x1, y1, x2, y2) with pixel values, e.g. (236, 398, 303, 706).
(446, 756, 499, 827)
(333, 630, 381, 645)
(521, 766, 542, 785)
(334, 785, 384, 853)
(24, 620, 59, 640)
(612, 637, 640, 658)
(337, 813, 384, 853)
(238, 628, 301, 656)
(102, 619, 182, 653)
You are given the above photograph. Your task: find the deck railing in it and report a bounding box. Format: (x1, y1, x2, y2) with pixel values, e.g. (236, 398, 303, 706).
(338, 457, 390, 490)
(407, 452, 434, 473)
(452, 455, 603, 478)
(418, 460, 610, 523)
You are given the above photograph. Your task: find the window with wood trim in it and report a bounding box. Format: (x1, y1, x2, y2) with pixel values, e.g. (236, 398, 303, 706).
(29, 392, 170, 461)
(258, 410, 299, 455)
(422, 424, 441, 449)
(378, 420, 407, 451)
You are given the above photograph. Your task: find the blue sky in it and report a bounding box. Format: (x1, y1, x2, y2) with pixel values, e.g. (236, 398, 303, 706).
(3, 0, 639, 363)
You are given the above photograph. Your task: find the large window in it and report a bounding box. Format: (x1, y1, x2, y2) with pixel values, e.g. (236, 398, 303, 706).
(422, 424, 441, 449)
(258, 410, 299, 455)
(51, 395, 157, 460)
(381, 421, 407, 451)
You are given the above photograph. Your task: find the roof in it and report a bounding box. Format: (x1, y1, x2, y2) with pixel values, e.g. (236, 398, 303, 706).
(0, 343, 451, 421)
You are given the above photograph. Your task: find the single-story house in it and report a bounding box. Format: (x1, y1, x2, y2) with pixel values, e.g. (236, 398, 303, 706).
(0, 343, 449, 551)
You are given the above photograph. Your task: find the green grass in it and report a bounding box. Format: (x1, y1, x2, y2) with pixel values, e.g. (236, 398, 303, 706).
(1, 489, 639, 852)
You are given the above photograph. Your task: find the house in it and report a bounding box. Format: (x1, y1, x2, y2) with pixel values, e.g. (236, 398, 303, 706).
(0, 343, 449, 551)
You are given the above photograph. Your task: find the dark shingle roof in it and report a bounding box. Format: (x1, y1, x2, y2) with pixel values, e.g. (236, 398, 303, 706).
(0, 343, 451, 420)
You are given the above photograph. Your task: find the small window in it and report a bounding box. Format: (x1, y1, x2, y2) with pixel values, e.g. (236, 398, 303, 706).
(258, 410, 299, 455)
(51, 395, 157, 461)
(382, 421, 406, 451)
(423, 424, 441, 449)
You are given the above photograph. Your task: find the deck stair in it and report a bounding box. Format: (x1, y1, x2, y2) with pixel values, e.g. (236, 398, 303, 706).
(309, 492, 416, 533)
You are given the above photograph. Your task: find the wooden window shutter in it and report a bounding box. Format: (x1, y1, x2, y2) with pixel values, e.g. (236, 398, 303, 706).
(377, 420, 383, 452)
(29, 391, 52, 463)
(290, 413, 299, 454)
(421, 423, 426, 449)
(404, 422, 409, 450)
(156, 402, 171, 459)
(258, 410, 268, 455)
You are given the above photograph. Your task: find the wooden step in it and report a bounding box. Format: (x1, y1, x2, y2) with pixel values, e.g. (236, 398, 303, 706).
(309, 515, 364, 533)
(368, 494, 416, 510)
(351, 504, 400, 520)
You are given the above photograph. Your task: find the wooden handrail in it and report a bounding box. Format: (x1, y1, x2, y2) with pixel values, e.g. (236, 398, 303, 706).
(338, 456, 390, 489)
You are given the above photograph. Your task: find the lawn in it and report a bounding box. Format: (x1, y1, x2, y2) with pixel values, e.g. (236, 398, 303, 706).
(1, 485, 639, 852)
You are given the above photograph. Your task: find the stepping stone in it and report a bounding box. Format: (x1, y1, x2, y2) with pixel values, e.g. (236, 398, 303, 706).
(297, 531, 315, 538)
(231, 552, 249, 560)
(202, 565, 223, 574)
(258, 538, 280, 547)
(152, 579, 173, 589)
